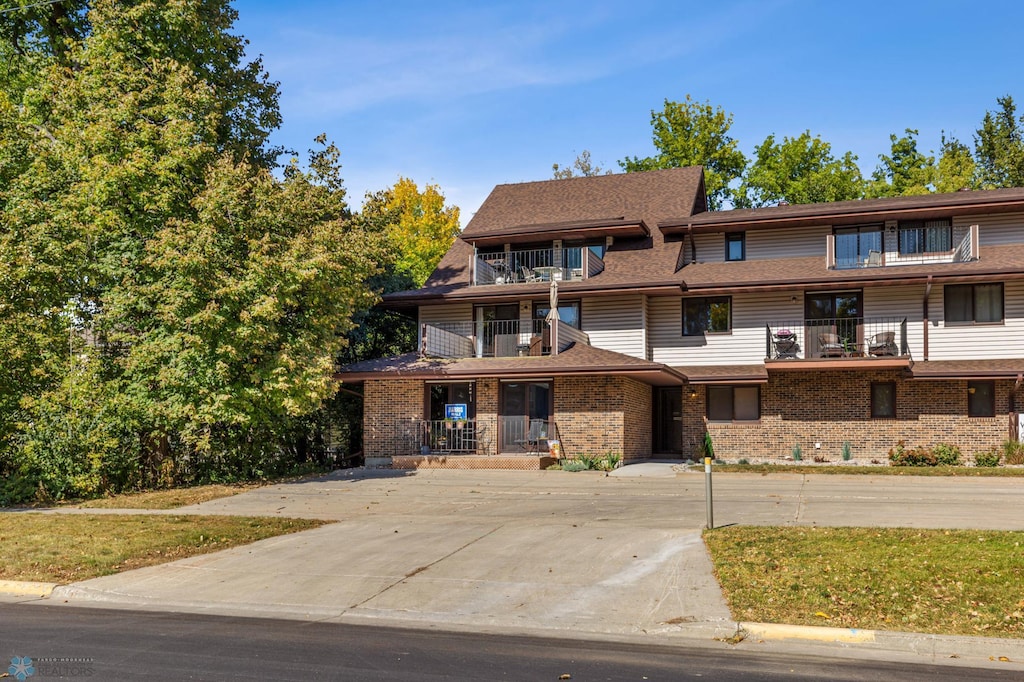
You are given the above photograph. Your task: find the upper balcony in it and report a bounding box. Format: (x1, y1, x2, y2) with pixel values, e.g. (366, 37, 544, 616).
(826, 223, 978, 270)
(421, 318, 590, 359)
(470, 245, 604, 286)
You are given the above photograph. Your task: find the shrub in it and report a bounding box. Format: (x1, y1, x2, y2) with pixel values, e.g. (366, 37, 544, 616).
(561, 460, 588, 472)
(737, 458, 749, 466)
(933, 443, 962, 466)
(889, 440, 938, 467)
(702, 432, 715, 460)
(601, 451, 622, 471)
(974, 449, 1002, 467)
(1002, 440, 1024, 465)
(791, 444, 802, 462)
(841, 441, 852, 461)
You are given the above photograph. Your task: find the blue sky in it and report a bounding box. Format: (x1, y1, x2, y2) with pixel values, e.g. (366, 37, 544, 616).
(233, 0, 1023, 224)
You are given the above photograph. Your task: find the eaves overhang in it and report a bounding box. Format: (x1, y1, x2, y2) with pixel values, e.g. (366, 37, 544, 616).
(461, 217, 650, 247)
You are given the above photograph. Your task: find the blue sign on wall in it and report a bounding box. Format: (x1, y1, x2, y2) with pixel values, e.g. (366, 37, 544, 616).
(445, 404, 468, 421)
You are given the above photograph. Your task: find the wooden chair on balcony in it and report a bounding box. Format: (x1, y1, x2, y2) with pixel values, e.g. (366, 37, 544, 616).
(528, 328, 550, 356)
(515, 419, 547, 454)
(818, 332, 845, 358)
(868, 330, 898, 356)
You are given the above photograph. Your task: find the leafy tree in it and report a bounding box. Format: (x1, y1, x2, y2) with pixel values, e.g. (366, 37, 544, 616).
(361, 177, 460, 288)
(620, 96, 746, 210)
(734, 131, 864, 208)
(552, 150, 611, 179)
(0, 0, 381, 498)
(866, 129, 935, 197)
(974, 95, 1024, 188)
(934, 133, 977, 193)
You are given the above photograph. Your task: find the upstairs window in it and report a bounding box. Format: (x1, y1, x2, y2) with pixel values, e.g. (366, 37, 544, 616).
(683, 297, 731, 335)
(533, 300, 580, 329)
(944, 283, 1003, 324)
(725, 233, 745, 261)
(899, 219, 951, 255)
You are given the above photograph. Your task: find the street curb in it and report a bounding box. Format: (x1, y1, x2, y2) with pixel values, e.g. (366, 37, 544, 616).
(0, 580, 58, 598)
(738, 622, 1024, 668)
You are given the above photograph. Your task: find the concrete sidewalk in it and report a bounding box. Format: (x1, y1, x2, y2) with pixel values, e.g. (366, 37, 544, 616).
(12, 466, 1024, 671)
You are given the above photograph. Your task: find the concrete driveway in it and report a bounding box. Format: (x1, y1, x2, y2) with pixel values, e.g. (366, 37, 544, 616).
(47, 467, 1024, 642)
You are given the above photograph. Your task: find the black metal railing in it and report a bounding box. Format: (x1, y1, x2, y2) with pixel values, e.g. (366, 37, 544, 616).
(420, 419, 479, 453)
(473, 247, 604, 285)
(498, 417, 558, 454)
(765, 317, 909, 360)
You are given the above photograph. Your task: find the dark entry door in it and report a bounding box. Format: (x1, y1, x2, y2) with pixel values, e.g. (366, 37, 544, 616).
(805, 291, 863, 357)
(653, 387, 683, 454)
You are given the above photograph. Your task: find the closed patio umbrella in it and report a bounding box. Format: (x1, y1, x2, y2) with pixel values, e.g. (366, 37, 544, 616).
(546, 279, 559, 355)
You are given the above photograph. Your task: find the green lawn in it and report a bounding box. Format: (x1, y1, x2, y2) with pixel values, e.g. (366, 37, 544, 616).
(704, 526, 1024, 638)
(0, 514, 326, 583)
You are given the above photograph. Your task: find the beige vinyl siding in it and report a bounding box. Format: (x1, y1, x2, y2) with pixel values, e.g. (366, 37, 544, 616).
(745, 225, 829, 260)
(649, 291, 801, 366)
(962, 212, 1024, 246)
(863, 285, 924, 357)
(928, 280, 1024, 360)
(692, 232, 724, 263)
(581, 295, 646, 359)
(418, 302, 473, 344)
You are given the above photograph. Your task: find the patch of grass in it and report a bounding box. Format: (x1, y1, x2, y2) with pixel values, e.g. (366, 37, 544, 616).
(0, 514, 326, 583)
(711, 464, 1024, 476)
(704, 526, 1024, 638)
(74, 483, 259, 510)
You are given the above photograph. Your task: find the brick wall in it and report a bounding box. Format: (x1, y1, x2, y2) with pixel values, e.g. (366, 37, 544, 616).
(682, 371, 1015, 461)
(554, 375, 652, 462)
(363, 379, 423, 457)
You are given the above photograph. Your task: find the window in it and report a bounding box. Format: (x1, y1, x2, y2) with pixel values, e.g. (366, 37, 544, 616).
(683, 297, 731, 335)
(834, 225, 882, 269)
(968, 381, 995, 417)
(899, 219, 951, 254)
(944, 284, 1003, 324)
(427, 382, 476, 421)
(725, 233, 745, 261)
(871, 382, 895, 418)
(707, 385, 760, 421)
(533, 300, 580, 329)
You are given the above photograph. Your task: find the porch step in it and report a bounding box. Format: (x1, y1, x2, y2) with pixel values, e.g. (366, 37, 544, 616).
(391, 455, 555, 470)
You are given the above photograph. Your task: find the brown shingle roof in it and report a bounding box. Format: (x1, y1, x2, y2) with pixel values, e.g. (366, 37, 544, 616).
(405, 168, 705, 297)
(911, 359, 1024, 379)
(335, 343, 685, 386)
(676, 364, 768, 383)
(661, 187, 1024, 232)
(678, 243, 1024, 293)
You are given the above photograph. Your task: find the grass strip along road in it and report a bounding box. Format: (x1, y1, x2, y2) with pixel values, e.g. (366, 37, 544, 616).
(705, 526, 1024, 638)
(0, 514, 325, 583)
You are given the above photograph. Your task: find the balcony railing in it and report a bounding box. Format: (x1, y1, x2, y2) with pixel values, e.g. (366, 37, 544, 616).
(765, 317, 909, 360)
(420, 418, 481, 453)
(826, 224, 978, 270)
(414, 418, 560, 456)
(423, 319, 548, 358)
(421, 319, 590, 359)
(471, 246, 604, 285)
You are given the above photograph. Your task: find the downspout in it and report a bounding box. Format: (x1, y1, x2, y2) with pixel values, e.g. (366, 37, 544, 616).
(922, 276, 932, 361)
(688, 224, 696, 264)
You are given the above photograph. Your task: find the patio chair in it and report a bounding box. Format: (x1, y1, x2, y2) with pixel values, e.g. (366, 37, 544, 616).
(772, 329, 798, 359)
(519, 266, 540, 283)
(868, 330, 898, 357)
(818, 332, 845, 358)
(516, 419, 547, 453)
(864, 250, 883, 267)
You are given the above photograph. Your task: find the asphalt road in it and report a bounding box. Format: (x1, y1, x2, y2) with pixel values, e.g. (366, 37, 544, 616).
(0, 603, 1015, 681)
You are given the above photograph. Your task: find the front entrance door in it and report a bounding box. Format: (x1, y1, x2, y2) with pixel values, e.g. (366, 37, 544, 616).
(653, 387, 683, 454)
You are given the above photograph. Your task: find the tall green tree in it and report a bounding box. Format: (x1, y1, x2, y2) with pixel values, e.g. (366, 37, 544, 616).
(934, 133, 977, 193)
(0, 0, 381, 499)
(620, 96, 747, 210)
(974, 95, 1024, 188)
(734, 131, 864, 208)
(866, 129, 935, 197)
